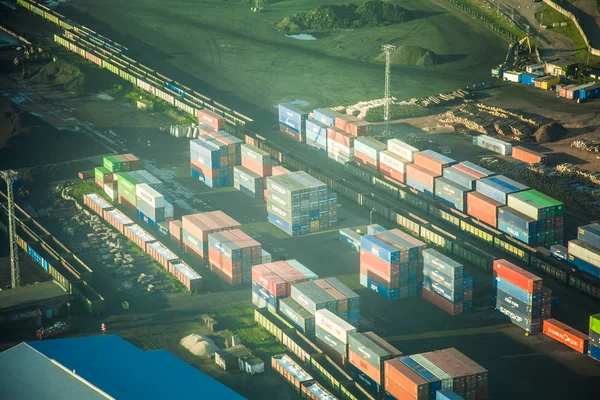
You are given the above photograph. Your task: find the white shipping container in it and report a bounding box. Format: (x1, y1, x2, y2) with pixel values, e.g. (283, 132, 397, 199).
(103, 184, 117, 201)
(503, 71, 522, 83)
(315, 309, 356, 344)
(387, 139, 418, 162)
(379, 150, 410, 173)
(475, 136, 512, 155)
(136, 183, 165, 208)
(327, 140, 353, 156)
(164, 201, 174, 219)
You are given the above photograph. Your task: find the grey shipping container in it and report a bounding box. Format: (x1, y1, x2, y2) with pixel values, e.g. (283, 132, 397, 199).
(422, 249, 464, 278)
(325, 277, 360, 311)
(279, 297, 316, 338)
(291, 281, 337, 315)
(347, 332, 395, 370)
(316, 325, 347, 356)
(578, 223, 600, 249)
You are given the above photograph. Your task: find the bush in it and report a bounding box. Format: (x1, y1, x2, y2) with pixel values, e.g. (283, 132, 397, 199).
(364, 104, 428, 122)
(274, 0, 412, 33)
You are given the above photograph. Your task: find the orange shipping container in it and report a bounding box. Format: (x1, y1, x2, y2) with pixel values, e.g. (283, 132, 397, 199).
(543, 319, 588, 353)
(385, 376, 417, 400)
(348, 348, 382, 384)
(384, 358, 429, 400)
(466, 191, 502, 228)
(271, 166, 290, 176)
(197, 108, 226, 130)
(512, 146, 546, 165)
(360, 249, 398, 281)
(413, 152, 448, 175)
(406, 164, 439, 187)
(328, 127, 355, 147)
(334, 115, 370, 137)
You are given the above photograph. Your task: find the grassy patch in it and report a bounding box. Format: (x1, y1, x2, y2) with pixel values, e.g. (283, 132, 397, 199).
(536, 6, 600, 65)
(67, 179, 109, 202)
(215, 304, 286, 360)
(124, 87, 196, 124)
(448, 0, 526, 39)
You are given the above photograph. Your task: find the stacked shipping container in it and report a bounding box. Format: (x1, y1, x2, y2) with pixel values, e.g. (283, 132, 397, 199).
(408, 150, 456, 198)
(335, 115, 370, 137)
(117, 170, 162, 209)
(306, 119, 329, 155)
(279, 297, 316, 338)
(421, 249, 472, 316)
(182, 211, 242, 260)
(233, 144, 274, 199)
(327, 127, 355, 165)
(359, 229, 426, 300)
(315, 309, 357, 365)
(589, 314, 600, 362)
(136, 183, 173, 228)
(267, 171, 337, 236)
(208, 228, 262, 285)
(353, 137, 386, 170)
(493, 259, 550, 333)
(568, 223, 600, 279)
(279, 103, 308, 143)
(190, 131, 242, 188)
(252, 260, 316, 311)
(384, 348, 488, 400)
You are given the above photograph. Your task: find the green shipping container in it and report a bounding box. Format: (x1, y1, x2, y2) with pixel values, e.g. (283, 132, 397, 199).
(507, 190, 564, 220)
(590, 314, 600, 335)
(94, 167, 111, 182)
(103, 155, 122, 172)
(117, 172, 140, 205)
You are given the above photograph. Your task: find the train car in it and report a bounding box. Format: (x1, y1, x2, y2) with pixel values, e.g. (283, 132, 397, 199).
(54, 33, 71, 49)
(174, 98, 198, 116)
(101, 57, 120, 75)
(85, 50, 102, 66)
(136, 75, 156, 95)
(155, 86, 175, 105)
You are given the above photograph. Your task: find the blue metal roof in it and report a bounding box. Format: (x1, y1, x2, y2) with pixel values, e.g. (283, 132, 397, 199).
(29, 335, 245, 400)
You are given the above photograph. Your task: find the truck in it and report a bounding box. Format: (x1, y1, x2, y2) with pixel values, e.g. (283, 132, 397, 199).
(36, 321, 69, 340)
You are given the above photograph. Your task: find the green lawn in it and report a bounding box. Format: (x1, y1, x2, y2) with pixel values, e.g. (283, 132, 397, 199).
(450, 0, 526, 39)
(61, 0, 507, 110)
(67, 179, 110, 202)
(536, 6, 600, 65)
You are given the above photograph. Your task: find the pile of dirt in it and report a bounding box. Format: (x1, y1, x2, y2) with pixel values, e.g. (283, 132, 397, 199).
(534, 122, 568, 143)
(30, 60, 85, 93)
(180, 334, 220, 357)
(375, 45, 440, 67)
(0, 101, 23, 149)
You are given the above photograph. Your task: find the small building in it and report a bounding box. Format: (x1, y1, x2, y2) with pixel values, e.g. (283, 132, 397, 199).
(239, 355, 265, 375)
(526, 64, 545, 76)
(545, 60, 579, 77)
(502, 70, 522, 83)
(0, 281, 69, 329)
(578, 83, 600, 100)
(534, 75, 561, 90)
(214, 345, 251, 371)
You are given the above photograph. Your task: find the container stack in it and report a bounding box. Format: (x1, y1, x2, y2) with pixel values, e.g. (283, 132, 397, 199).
(136, 183, 174, 228)
(197, 109, 227, 131)
(473, 135, 512, 155)
(353, 137, 386, 170)
(454, 161, 495, 180)
(589, 314, 600, 362)
(233, 144, 273, 199)
(359, 229, 426, 300)
(327, 126, 355, 165)
(347, 332, 402, 397)
(379, 150, 411, 184)
(501, 189, 564, 246)
(314, 309, 357, 365)
(434, 176, 471, 213)
(334, 114, 370, 137)
(267, 171, 337, 236)
(291, 278, 360, 325)
(279, 297, 316, 338)
(94, 166, 114, 189)
(116, 170, 162, 209)
(305, 119, 329, 155)
(466, 175, 528, 228)
(407, 151, 456, 198)
(493, 259, 547, 333)
(252, 260, 315, 311)
(313, 108, 342, 127)
(181, 211, 242, 261)
(279, 103, 308, 143)
(568, 223, 600, 278)
(190, 131, 242, 188)
(207, 229, 262, 285)
(421, 249, 472, 316)
(384, 348, 488, 400)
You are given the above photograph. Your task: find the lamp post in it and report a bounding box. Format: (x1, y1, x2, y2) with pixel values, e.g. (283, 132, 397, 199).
(370, 208, 376, 225)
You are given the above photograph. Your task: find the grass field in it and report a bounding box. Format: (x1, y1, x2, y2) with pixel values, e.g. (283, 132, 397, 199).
(61, 0, 507, 111)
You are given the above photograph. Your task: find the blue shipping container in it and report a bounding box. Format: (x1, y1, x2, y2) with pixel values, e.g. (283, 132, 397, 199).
(422, 250, 464, 278)
(498, 220, 537, 245)
(360, 273, 399, 300)
(423, 263, 462, 290)
(521, 73, 537, 86)
(313, 108, 337, 127)
(278, 103, 308, 122)
(406, 177, 434, 198)
(252, 281, 278, 309)
(315, 326, 346, 356)
(463, 274, 473, 290)
(421, 150, 457, 165)
(589, 343, 600, 362)
(476, 176, 528, 204)
(27, 246, 48, 271)
(137, 209, 157, 229)
(348, 365, 381, 397)
(442, 167, 476, 190)
(423, 275, 464, 303)
(494, 288, 536, 316)
(495, 298, 538, 331)
(568, 254, 600, 279)
(399, 356, 441, 400)
(498, 207, 537, 233)
(494, 276, 534, 304)
(579, 85, 600, 100)
(305, 119, 328, 148)
(434, 177, 469, 212)
(360, 235, 401, 264)
(339, 229, 361, 251)
(436, 389, 465, 400)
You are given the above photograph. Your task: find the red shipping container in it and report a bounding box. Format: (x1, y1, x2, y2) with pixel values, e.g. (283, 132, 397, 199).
(328, 127, 355, 147)
(348, 348, 381, 384)
(360, 266, 399, 289)
(354, 151, 379, 170)
(242, 156, 272, 177)
(360, 249, 398, 280)
(543, 319, 588, 353)
(252, 264, 287, 297)
(384, 358, 429, 399)
(421, 350, 473, 396)
(406, 164, 439, 187)
(421, 287, 463, 316)
(380, 163, 405, 184)
(385, 376, 417, 400)
(271, 166, 290, 176)
(454, 164, 487, 180)
(334, 115, 370, 137)
(413, 152, 451, 175)
(280, 124, 304, 143)
(466, 192, 502, 228)
(512, 146, 546, 165)
(191, 159, 222, 179)
(493, 259, 542, 293)
(197, 108, 226, 130)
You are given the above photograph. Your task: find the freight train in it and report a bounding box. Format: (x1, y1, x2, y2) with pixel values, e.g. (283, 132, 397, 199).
(15, 0, 600, 302)
(16, 0, 253, 128)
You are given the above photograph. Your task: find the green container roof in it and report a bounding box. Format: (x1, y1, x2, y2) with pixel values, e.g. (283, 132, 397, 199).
(117, 173, 140, 193)
(517, 190, 563, 208)
(103, 155, 119, 164)
(590, 314, 600, 334)
(94, 166, 111, 175)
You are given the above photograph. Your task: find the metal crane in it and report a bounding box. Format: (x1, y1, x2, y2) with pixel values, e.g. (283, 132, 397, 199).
(1, 170, 20, 289)
(382, 44, 396, 136)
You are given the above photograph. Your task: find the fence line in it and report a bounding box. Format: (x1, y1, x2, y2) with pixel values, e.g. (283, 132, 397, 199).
(543, 0, 600, 56)
(443, 0, 520, 43)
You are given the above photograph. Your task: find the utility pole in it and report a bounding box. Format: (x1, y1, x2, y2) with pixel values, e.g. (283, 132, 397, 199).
(1, 170, 20, 289)
(381, 44, 396, 136)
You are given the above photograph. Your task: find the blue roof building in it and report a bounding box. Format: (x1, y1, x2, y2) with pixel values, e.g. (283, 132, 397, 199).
(20, 335, 245, 399)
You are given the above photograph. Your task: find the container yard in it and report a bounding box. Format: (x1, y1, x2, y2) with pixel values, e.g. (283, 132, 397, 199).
(3, 1, 600, 400)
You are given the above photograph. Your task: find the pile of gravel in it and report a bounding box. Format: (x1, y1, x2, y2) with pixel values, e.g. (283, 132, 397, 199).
(534, 122, 568, 144)
(180, 334, 220, 357)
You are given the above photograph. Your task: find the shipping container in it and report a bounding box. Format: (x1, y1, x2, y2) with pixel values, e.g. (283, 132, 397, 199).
(466, 192, 503, 228)
(279, 103, 308, 133)
(315, 309, 356, 344)
(306, 119, 329, 151)
(543, 318, 588, 353)
(455, 161, 495, 180)
(334, 115, 370, 137)
(421, 287, 464, 316)
(577, 223, 600, 249)
(434, 177, 470, 212)
(339, 228, 361, 251)
(379, 150, 410, 183)
(512, 146, 546, 165)
(442, 167, 477, 190)
(436, 389, 464, 400)
(280, 297, 316, 338)
(474, 136, 512, 155)
(384, 358, 430, 400)
(503, 70, 522, 83)
(313, 108, 342, 127)
(387, 139, 418, 162)
(494, 259, 542, 293)
(414, 150, 456, 175)
(507, 190, 564, 220)
(476, 175, 528, 205)
(348, 332, 399, 375)
(197, 108, 226, 130)
(569, 240, 600, 269)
